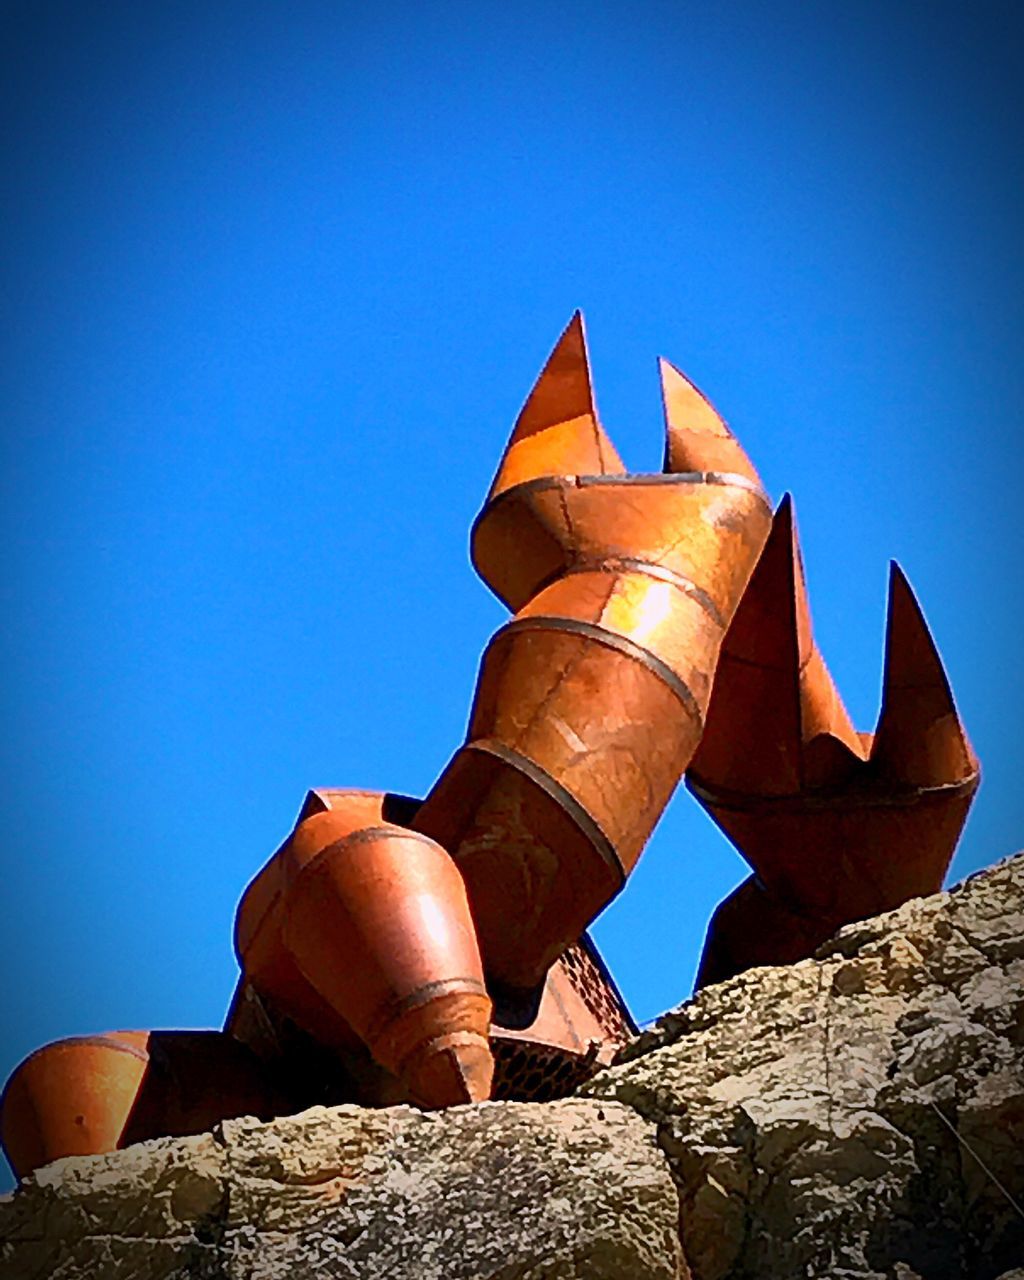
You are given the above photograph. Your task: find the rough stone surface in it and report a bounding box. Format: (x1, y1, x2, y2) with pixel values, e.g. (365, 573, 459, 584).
(0, 1100, 683, 1279)
(2, 855, 1022, 1280)
(584, 854, 1024, 1280)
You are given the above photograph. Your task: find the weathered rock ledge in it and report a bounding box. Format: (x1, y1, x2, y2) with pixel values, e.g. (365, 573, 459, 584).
(3, 854, 1023, 1280)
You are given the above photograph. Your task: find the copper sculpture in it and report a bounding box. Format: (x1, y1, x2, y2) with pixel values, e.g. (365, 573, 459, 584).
(0, 313, 979, 1181)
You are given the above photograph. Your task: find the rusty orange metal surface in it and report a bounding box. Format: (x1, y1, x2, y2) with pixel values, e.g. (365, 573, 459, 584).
(689, 496, 980, 986)
(659, 355, 763, 486)
(234, 789, 402, 1057)
(0, 1030, 276, 1180)
(272, 805, 494, 1108)
(417, 315, 773, 1006)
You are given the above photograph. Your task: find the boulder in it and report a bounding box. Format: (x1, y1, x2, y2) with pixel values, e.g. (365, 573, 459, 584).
(585, 855, 1024, 1279)
(0, 1099, 683, 1279)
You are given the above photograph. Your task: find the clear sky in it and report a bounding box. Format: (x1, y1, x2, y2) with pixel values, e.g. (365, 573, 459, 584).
(2, 1, 1021, 1187)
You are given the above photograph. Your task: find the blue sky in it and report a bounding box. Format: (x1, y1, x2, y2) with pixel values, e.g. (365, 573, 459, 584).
(2, 1, 1021, 1184)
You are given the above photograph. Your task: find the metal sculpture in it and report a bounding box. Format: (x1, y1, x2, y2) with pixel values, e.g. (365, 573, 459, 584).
(0, 313, 979, 1181)
(688, 495, 980, 986)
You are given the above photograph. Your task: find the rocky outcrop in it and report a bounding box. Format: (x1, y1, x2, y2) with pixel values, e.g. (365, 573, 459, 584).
(585, 854, 1024, 1280)
(0, 1100, 682, 1279)
(2, 854, 1022, 1279)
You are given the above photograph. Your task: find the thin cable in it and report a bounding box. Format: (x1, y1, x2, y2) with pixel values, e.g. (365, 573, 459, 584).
(929, 1100, 1024, 1222)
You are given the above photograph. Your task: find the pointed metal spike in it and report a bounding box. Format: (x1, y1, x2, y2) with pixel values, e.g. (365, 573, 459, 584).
(487, 312, 624, 501)
(520, 311, 592, 427)
(798, 641, 867, 779)
(776, 500, 864, 775)
(721, 494, 805, 669)
(659, 357, 731, 440)
(880, 563, 951, 689)
(659, 356, 762, 485)
(690, 495, 863, 798)
(872, 562, 977, 787)
(688, 495, 805, 794)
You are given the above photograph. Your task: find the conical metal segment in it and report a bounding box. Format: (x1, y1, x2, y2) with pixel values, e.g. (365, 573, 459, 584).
(281, 815, 496, 1109)
(228, 787, 632, 1111)
(404, 1032, 495, 1108)
(0, 1031, 277, 1179)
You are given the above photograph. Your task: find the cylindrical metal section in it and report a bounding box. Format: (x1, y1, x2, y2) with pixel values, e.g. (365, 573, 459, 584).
(472, 473, 771, 613)
(415, 626, 700, 992)
(1, 1033, 149, 1178)
(0, 1030, 276, 1180)
(415, 740, 623, 995)
(469, 621, 701, 872)
(517, 567, 725, 712)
